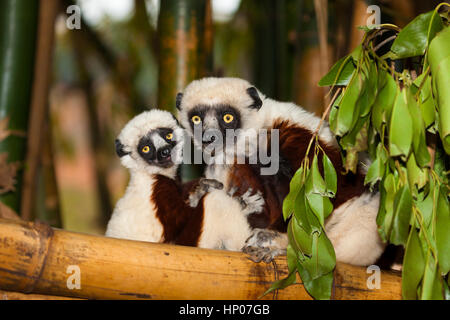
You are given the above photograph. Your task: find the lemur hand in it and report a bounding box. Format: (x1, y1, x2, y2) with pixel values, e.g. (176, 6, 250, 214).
(187, 178, 223, 208)
(228, 187, 265, 216)
(199, 178, 224, 191)
(242, 228, 288, 263)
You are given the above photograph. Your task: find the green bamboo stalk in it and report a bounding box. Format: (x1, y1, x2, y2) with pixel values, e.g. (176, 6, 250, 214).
(0, 0, 39, 212)
(157, 0, 212, 181)
(157, 0, 211, 111)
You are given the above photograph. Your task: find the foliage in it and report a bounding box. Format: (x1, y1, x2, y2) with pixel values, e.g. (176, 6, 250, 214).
(269, 3, 450, 300)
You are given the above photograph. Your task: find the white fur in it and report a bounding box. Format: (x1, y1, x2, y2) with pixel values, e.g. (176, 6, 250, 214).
(118, 110, 183, 179)
(106, 110, 181, 241)
(325, 192, 385, 266)
(106, 174, 164, 242)
(198, 189, 253, 251)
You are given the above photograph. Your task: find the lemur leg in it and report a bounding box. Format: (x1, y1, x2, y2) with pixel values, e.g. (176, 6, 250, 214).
(187, 178, 223, 207)
(228, 187, 265, 216)
(324, 192, 385, 266)
(242, 228, 288, 263)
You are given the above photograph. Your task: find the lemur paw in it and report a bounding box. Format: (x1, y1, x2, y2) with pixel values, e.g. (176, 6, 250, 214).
(239, 189, 265, 215)
(242, 246, 286, 263)
(187, 178, 223, 208)
(242, 228, 288, 263)
(199, 178, 224, 191)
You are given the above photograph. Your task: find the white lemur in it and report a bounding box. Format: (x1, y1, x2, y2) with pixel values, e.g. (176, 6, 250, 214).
(176, 77, 385, 266)
(106, 109, 261, 251)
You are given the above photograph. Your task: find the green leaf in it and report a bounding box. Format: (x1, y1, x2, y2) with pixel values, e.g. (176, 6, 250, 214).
(377, 180, 388, 242)
(390, 184, 413, 246)
(294, 187, 312, 235)
(406, 88, 431, 167)
(341, 117, 369, 174)
(360, 62, 378, 117)
(415, 73, 436, 128)
(406, 153, 428, 192)
(402, 227, 425, 300)
(262, 245, 298, 297)
(318, 55, 355, 87)
(350, 44, 363, 62)
(288, 218, 312, 256)
(306, 193, 333, 227)
(427, 8, 445, 43)
(391, 10, 443, 58)
(300, 232, 336, 278)
(415, 182, 434, 228)
(371, 71, 397, 133)
(283, 167, 304, 220)
(335, 72, 363, 136)
(262, 270, 296, 297)
(329, 93, 342, 133)
(365, 144, 388, 189)
(421, 252, 444, 300)
(379, 173, 398, 240)
(436, 186, 450, 274)
(298, 267, 334, 300)
(389, 88, 413, 158)
(428, 26, 450, 154)
(365, 157, 383, 189)
(305, 155, 327, 196)
(322, 153, 337, 196)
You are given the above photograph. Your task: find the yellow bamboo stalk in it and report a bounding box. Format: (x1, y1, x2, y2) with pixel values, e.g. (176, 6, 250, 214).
(0, 219, 402, 300)
(0, 290, 81, 300)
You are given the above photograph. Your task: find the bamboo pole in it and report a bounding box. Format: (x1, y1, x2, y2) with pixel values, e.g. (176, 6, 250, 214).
(0, 218, 402, 300)
(157, 0, 211, 111)
(0, 290, 81, 300)
(157, 0, 212, 181)
(0, 0, 39, 212)
(21, 0, 60, 222)
(34, 124, 62, 228)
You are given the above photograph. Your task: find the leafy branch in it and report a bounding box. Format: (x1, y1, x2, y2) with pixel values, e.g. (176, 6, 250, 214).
(272, 3, 450, 300)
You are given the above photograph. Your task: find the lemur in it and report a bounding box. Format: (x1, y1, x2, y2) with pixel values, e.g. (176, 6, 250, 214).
(106, 109, 260, 251)
(176, 77, 385, 266)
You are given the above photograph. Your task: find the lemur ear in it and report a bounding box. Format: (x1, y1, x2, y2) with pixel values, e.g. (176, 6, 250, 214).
(115, 139, 130, 158)
(246, 87, 262, 110)
(176, 92, 183, 110)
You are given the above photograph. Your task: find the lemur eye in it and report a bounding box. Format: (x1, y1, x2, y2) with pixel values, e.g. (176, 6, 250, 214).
(166, 133, 173, 140)
(142, 146, 150, 153)
(223, 114, 234, 123)
(191, 115, 201, 125)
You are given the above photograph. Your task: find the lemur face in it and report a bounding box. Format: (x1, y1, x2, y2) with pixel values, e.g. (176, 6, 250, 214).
(177, 78, 263, 157)
(115, 110, 183, 176)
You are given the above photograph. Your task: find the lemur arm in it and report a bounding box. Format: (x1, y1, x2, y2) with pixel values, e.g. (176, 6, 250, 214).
(184, 178, 223, 208)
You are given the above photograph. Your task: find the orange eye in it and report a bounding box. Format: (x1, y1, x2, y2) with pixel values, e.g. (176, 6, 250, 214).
(166, 133, 173, 140)
(191, 115, 201, 125)
(142, 146, 150, 153)
(223, 114, 234, 123)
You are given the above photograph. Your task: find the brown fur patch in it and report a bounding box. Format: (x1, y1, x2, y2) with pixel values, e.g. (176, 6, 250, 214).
(152, 175, 204, 246)
(272, 119, 366, 209)
(227, 118, 366, 233)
